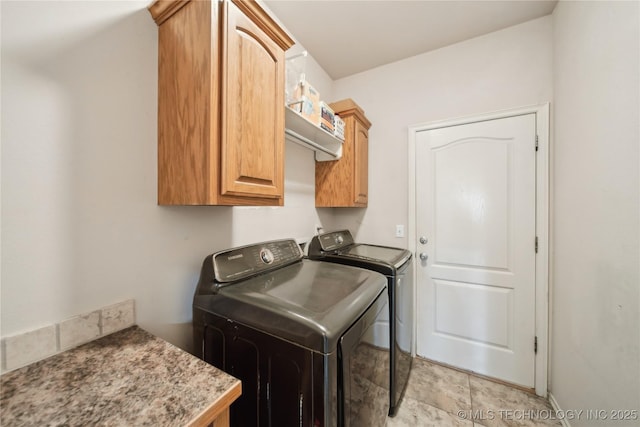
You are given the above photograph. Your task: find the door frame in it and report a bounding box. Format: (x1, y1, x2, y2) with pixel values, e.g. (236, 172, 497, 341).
(407, 103, 549, 397)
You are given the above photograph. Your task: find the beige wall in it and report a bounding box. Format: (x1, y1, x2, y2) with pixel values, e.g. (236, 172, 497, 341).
(551, 1, 639, 422)
(0, 0, 331, 354)
(329, 16, 553, 246)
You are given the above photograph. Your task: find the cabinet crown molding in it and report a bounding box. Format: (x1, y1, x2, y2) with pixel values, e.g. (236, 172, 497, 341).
(231, 0, 294, 50)
(329, 99, 372, 129)
(148, 0, 189, 25)
(149, 0, 295, 51)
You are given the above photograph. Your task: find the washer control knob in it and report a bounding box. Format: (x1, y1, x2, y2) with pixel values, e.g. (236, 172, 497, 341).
(260, 249, 274, 264)
(336, 235, 344, 245)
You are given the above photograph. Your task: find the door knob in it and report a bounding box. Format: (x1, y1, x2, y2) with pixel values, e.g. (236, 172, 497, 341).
(419, 252, 428, 261)
(419, 236, 428, 244)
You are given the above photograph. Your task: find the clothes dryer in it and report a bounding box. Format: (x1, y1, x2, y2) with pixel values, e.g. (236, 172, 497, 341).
(308, 230, 413, 416)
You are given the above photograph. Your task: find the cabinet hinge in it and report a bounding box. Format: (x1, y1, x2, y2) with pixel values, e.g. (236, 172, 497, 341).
(535, 236, 539, 253)
(535, 135, 539, 151)
(534, 336, 538, 354)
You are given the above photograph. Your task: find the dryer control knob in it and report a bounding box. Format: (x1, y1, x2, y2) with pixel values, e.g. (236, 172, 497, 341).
(260, 249, 274, 264)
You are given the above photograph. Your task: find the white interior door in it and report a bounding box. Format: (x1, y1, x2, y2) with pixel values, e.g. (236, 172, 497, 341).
(415, 114, 536, 388)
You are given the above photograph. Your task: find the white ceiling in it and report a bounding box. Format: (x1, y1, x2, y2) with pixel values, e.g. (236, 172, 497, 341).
(265, 0, 558, 79)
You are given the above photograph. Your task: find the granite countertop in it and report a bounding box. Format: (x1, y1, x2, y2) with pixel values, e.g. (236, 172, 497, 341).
(1, 325, 241, 426)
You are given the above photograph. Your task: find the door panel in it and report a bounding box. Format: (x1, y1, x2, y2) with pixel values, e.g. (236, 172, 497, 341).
(434, 140, 510, 269)
(228, 337, 261, 426)
(270, 354, 303, 426)
(221, 1, 284, 199)
(416, 114, 536, 387)
(434, 279, 512, 348)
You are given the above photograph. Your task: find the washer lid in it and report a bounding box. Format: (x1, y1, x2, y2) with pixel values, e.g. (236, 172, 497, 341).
(341, 244, 412, 269)
(194, 259, 387, 353)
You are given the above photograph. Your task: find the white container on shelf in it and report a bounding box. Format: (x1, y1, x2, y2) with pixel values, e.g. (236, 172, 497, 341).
(285, 51, 308, 106)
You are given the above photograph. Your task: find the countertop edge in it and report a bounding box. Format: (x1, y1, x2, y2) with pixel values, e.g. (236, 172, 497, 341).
(187, 380, 242, 427)
(1, 325, 243, 427)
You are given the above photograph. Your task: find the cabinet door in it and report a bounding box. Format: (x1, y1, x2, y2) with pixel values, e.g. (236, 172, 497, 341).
(220, 0, 285, 203)
(156, 0, 217, 205)
(316, 99, 370, 207)
(354, 120, 368, 205)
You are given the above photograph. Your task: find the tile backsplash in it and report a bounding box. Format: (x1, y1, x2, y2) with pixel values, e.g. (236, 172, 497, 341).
(1, 299, 135, 373)
(102, 300, 135, 336)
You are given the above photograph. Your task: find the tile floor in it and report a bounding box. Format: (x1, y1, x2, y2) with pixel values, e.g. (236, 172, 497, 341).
(386, 357, 562, 427)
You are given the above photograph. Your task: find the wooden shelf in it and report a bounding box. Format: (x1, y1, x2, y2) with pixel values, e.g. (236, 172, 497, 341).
(284, 107, 344, 161)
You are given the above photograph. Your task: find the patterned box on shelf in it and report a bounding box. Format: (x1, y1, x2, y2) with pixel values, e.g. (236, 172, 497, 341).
(334, 114, 345, 140)
(319, 101, 335, 134)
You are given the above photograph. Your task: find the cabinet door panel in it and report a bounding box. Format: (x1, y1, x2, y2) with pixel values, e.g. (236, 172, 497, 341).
(157, 0, 217, 205)
(354, 121, 368, 205)
(221, 1, 284, 200)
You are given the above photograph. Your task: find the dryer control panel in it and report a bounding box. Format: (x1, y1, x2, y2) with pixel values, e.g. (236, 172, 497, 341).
(313, 230, 355, 253)
(212, 239, 302, 283)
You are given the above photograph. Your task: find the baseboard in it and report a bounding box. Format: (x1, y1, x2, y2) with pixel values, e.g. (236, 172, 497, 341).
(548, 393, 571, 427)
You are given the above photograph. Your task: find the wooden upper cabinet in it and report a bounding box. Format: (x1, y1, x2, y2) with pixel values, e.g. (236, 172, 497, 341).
(149, 0, 294, 205)
(316, 99, 372, 207)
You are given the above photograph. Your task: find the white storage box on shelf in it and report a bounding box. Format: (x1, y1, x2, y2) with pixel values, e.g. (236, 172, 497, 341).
(285, 51, 307, 106)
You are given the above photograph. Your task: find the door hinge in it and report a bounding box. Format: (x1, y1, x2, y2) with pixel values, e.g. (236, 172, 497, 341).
(534, 336, 538, 354)
(535, 236, 539, 253)
(535, 135, 539, 151)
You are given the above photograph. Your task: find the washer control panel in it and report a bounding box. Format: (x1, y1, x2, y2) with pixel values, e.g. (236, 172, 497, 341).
(212, 239, 302, 283)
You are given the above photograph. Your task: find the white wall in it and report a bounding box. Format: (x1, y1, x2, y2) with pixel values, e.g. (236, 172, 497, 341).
(0, 1, 330, 353)
(329, 16, 553, 247)
(551, 1, 639, 422)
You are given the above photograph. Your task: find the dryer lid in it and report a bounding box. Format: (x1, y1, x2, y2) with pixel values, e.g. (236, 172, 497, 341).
(341, 244, 412, 268)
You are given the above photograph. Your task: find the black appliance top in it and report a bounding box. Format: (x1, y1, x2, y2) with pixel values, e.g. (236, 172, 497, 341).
(194, 239, 387, 353)
(307, 230, 412, 275)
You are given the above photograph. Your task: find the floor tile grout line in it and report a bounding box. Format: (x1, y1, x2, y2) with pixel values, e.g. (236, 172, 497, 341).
(467, 372, 476, 425)
(419, 355, 537, 396)
(467, 372, 473, 410)
(397, 358, 560, 427)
